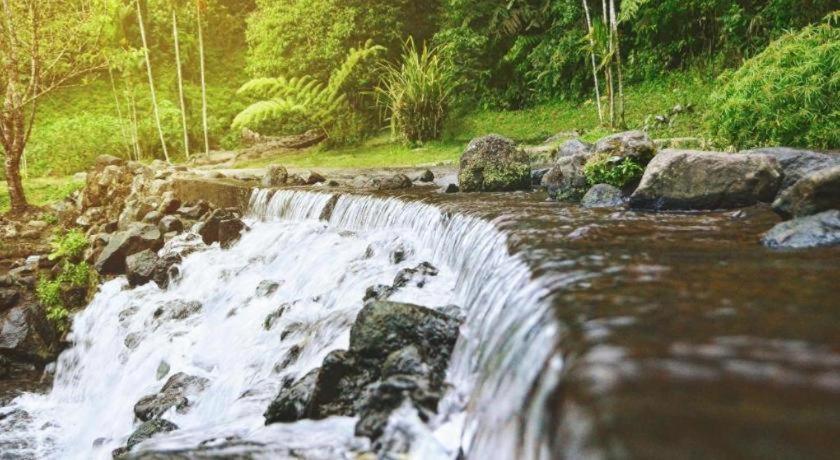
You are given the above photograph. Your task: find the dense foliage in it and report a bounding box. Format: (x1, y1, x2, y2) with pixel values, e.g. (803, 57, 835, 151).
(584, 154, 645, 189)
(709, 19, 839, 149)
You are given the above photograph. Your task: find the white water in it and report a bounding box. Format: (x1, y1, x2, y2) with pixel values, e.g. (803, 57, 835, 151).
(0, 190, 559, 459)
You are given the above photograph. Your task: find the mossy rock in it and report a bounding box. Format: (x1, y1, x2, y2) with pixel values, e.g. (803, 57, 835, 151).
(458, 135, 531, 192)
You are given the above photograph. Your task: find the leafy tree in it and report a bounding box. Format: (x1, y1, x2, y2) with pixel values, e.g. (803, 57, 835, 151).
(0, 0, 108, 213)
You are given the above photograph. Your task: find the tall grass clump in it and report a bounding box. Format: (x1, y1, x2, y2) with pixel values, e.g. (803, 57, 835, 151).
(708, 17, 839, 149)
(377, 39, 454, 145)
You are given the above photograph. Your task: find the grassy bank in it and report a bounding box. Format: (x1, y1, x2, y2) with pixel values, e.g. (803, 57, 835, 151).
(0, 178, 83, 214)
(235, 69, 714, 170)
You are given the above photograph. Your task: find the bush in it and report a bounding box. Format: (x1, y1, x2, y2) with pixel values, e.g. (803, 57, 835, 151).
(377, 39, 454, 144)
(584, 154, 645, 188)
(48, 229, 88, 262)
(708, 20, 840, 149)
(26, 114, 128, 177)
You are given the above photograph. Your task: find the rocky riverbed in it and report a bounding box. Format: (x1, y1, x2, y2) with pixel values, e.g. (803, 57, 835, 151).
(1, 132, 838, 459)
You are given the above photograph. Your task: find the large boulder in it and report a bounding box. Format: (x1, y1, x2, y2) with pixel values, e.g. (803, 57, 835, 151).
(772, 166, 840, 218)
(0, 288, 20, 310)
(0, 304, 55, 364)
(762, 210, 840, 249)
(593, 130, 656, 164)
(349, 301, 460, 384)
(742, 147, 840, 191)
(458, 135, 531, 192)
(264, 301, 461, 443)
(376, 174, 413, 191)
(126, 250, 159, 287)
(630, 150, 782, 210)
(94, 224, 164, 275)
(541, 139, 596, 200)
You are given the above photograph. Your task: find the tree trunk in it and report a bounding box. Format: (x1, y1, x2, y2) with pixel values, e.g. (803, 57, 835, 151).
(609, 0, 625, 127)
(106, 60, 133, 159)
(3, 142, 27, 213)
(196, 2, 210, 155)
(137, 0, 170, 163)
(172, 9, 190, 159)
(582, 0, 603, 125)
(602, 0, 614, 127)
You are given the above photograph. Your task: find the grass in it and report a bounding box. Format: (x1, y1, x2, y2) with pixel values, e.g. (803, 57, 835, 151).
(0, 177, 83, 214)
(234, 69, 715, 170)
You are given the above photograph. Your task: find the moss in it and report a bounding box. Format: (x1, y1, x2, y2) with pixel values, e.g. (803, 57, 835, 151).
(482, 163, 531, 191)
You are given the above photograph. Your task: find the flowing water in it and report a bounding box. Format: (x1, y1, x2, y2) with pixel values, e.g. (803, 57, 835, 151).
(0, 189, 557, 459)
(2, 187, 839, 459)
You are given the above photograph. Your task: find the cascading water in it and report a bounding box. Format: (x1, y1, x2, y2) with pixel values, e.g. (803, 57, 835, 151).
(0, 189, 559, 459)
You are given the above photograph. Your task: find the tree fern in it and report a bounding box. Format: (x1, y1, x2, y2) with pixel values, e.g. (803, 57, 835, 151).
(232, 41, 384, 138)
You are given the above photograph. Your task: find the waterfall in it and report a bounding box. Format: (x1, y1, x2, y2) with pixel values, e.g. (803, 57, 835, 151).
(0, 189, 560, 460)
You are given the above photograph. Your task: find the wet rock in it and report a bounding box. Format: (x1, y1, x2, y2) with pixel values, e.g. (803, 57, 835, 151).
(124, 418, 179, 451)
(153, 300, 202, 321)
(531, 168, 550, 186)
(377, 174, 413, 191)
(156, 361, 170, 380)
(541, 139, 596, 201)
(94, 224, 164, 275)
(382, 345, 428, 378)
(581, 184, 625, 208)
(349, 301, 460, 382)
(0, 288, 20, 310)
(593, 130, 656, 164)
(262, 165, 288, 187)
(762, 210, 840, 249)
(158, 215, 184, 234)
(772, 165, 840, 219)
(418, 170, 434, 182)
(264, 368, 319, 424)
(263, 304, 289, 330)
(256, 280, 280, 297)
(286, 174, 307, 186)
(444, 183, 459, 194)
(176, 201, 210, 220)
(742, 147, 840, 191)
(134, 372, 209, 421)
(152, 252, 182, 289)
(630, 150, 782, 210)
(459, 135, 531, 192)
(389, 244, 409, 264)
(196, 209, 247, 248)
(355, 374, 439, 440)
(142, 211, 163, 225)
(126, 250, 159, 287)
(0, 305, 54, 364)
(0, 355, 10, 379)
(393, 262, 438, 289)
(364, 284, 394, 303)
(304, 171, 326, 185)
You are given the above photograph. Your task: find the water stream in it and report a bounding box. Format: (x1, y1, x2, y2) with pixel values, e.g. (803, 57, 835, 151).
(0, 189, 557, 459)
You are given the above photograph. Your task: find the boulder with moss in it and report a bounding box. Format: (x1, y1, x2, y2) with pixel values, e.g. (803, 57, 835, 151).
(458, 135, 531, 192)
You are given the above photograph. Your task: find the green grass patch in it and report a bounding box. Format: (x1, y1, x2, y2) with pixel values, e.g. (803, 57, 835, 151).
(233, 69, 715, 170)
(0, 177, 83, 214)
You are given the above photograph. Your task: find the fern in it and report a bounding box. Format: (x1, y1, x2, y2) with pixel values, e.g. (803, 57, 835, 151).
(232, 41, 384, 138)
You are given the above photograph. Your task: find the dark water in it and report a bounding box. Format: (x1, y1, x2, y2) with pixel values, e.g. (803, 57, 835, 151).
(395, 188, 840, 459)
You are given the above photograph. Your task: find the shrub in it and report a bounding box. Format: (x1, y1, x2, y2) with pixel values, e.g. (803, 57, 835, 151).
(233, 41, 384, 144)
(376, 39, 454, 145)
(48, 229, 88, 262)
(26, 113, 127, 177)
(708, 20, 840, 149)
(584, 154, 645, 188)
(36, 261, 94, 332)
